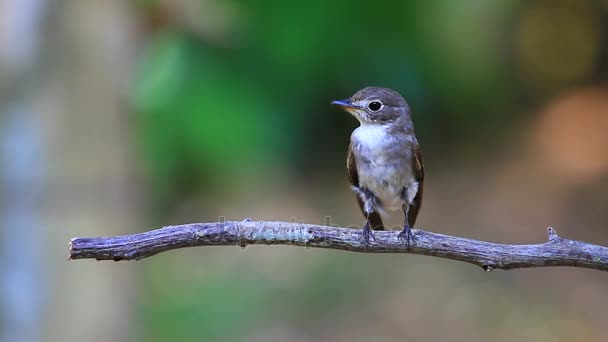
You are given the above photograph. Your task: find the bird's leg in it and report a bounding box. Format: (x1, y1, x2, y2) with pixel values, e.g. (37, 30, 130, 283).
(398, 203, 415, 248)
(359, 212, 376, 246)
(353, 187, 378, 246)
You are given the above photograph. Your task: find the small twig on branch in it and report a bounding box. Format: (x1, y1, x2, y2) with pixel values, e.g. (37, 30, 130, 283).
(69, 220, 608, 272)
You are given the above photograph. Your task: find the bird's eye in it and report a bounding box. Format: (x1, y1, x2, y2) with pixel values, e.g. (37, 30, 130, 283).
(368, 101, 383, 112)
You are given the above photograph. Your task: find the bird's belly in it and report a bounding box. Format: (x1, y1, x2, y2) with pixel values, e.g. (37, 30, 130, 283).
(352, 126, 417, 213)
(358, 164, 409, 212)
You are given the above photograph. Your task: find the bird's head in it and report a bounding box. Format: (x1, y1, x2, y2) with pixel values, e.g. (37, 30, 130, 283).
(332, 87, 411, 125)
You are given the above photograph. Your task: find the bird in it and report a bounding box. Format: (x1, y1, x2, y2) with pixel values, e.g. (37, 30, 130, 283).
(332, 87, 424, 247)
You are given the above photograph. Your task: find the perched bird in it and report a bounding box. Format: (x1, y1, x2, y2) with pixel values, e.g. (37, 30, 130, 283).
(332, 87, 424, 246)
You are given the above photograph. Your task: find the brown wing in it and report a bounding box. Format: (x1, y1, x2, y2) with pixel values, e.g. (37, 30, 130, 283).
(407, 145, 424, 228)
(347, 145, 384, 230)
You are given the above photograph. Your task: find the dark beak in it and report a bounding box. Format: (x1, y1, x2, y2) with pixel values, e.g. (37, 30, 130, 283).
(331, 99, 359, 109)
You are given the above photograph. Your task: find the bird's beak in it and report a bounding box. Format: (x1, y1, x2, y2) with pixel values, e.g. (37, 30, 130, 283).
(331, 99, 359, 110)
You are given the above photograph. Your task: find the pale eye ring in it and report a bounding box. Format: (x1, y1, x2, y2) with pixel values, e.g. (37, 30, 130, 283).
(367, 101, 383, 112)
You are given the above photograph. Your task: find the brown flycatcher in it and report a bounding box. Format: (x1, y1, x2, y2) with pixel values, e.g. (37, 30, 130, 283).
(332, 87, 424, 247)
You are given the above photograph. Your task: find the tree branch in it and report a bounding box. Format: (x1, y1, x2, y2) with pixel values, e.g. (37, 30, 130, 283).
(69, 220, 608, 272)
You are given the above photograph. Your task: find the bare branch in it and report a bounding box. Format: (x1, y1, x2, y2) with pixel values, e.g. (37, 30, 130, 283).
(69, 220, 608, 272)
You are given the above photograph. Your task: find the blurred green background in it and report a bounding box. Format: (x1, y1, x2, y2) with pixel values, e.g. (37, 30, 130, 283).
(2, 0, 608, 341)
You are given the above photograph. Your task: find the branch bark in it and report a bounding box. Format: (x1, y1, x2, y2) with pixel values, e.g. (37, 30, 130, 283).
(69, 220, 608, 272)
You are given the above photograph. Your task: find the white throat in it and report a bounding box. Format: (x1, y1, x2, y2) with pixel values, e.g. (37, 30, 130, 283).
(352, 124, 391, 150)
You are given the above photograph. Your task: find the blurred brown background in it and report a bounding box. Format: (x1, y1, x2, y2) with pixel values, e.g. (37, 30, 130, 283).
(1, 0, 608, 341)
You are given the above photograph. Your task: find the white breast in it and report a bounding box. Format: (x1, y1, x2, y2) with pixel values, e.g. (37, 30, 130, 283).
(352, 125, 388, 160)
(352, 124, 416, 212)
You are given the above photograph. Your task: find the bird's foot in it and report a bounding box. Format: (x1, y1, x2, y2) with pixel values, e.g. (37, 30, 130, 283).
(398, 224, 415, 249)
(359, 222, 376, 247)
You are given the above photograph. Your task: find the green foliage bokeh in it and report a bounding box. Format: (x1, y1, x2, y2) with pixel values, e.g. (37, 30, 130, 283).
(132, 0, 525, 205)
